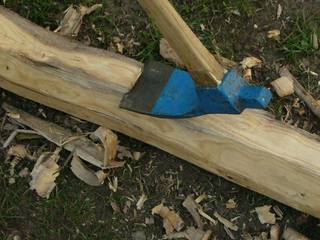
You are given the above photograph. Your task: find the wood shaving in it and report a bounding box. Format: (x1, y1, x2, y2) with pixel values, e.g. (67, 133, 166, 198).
(152, 203, 184, 234)
(29, 148, 61, 198)
(255, 205, 276, 224)
(270, 224, 281, 240)
(164, 227, 212, 240)
(136, 193, 148, 210)
(241, 57, 262, 69)
(198, 208, 217, 225)
(182, 195, 203, 229)
(54, 4, 102, 37)
(267, 29, 281, 40)
(70, 154, 108, 186)
(282, 227, 309, 240)
(214, 211, 238, 231)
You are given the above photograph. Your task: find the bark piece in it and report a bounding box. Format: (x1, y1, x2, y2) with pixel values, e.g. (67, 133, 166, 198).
(29, 148, 61, 198)
(182, 195, 204, 229)
(152, 203, 184, 234)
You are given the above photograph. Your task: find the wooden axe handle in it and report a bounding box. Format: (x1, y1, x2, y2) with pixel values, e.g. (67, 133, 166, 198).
(138, 0, 225, 86)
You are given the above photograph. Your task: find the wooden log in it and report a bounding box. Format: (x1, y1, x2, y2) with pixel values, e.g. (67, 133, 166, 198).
(0, 7, 320, 218)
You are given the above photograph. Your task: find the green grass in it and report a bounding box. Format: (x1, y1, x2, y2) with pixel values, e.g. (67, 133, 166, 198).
(281, 12, 320, 61)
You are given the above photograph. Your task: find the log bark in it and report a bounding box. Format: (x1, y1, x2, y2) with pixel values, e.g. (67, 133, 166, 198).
(1, 7, 320, 218)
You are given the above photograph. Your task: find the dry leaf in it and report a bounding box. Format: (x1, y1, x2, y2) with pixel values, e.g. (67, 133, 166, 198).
(183, 195, 203, 229)
(54, 4, 102, 37)
(152, 203, 184, 234)
(255, 205, 276, 224)
(70, 154, 107, 186)
(226, 199, 237, 209)
(241, 57, 262, 69)
(271, 76, 294, 97)
(270, 224, 281, 240)
(136, 193, 147, 210)
(282, 227, 309, 240)
(160, 38, 184, 67)
(214, 211, 238, 231)
(29, 149, 61, 198)
(165, 227, 212, 240)
(267, 30, 281, 40)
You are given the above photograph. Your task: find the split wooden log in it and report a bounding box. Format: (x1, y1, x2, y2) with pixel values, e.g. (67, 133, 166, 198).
(1, 7, 320, 218)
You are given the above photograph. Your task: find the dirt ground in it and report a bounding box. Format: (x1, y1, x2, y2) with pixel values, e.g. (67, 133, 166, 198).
(0, 0, 320, 239)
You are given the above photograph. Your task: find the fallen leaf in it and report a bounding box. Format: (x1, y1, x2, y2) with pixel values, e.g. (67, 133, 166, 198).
(136, 193, 148, 210)
(267, 29, 281, 40)
(282, 227, 309, 240)
(29, 148, 61, 198)
(54, 4, 102, 37)
(226, 199, 237, 209)
(165, 227, 212, 240)
(183, 195, 203, 229)
(271, 76, 294, 97)
(70, 154, 108, 186)
(152, 203, 184, 234)
(241, 57, 262, 69)
(255, 205, 276, 224)
(214, 211, 238, 231)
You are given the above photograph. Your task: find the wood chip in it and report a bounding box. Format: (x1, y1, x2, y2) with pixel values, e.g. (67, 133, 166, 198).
(70, 154, 107, 186)
(182, 195, 204, 229)
(54, 4, 102, 37)
(29, 148, 61, 198)
(282, 227, 310, 240)
(198, 208, 217, 225)
(165, 227, 212, 240)
(92, 127, 118, 167)
(271, 76, 294, 97)
(226, 199, 237, 209)
(136, 193, 147, 210)
(152, 203, 184, 234)
(241, 57, 262, 69)
(267, 29, 281, 40)
(255, 205, 276, 224)
(214, 211, 238, 231)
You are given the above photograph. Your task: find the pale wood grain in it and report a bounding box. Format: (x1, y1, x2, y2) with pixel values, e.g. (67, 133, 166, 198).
(138, 0, 225, 85)
(0, 7, 320, 218)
